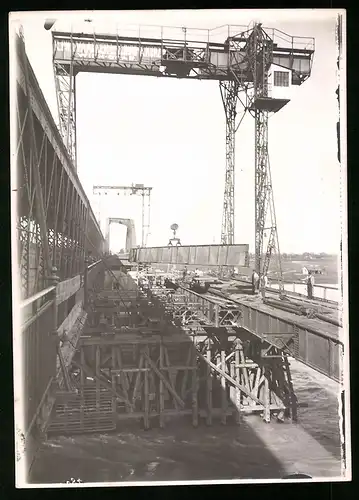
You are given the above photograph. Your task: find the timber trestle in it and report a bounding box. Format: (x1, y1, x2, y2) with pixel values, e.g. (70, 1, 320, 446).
(48, 261, 298, 435)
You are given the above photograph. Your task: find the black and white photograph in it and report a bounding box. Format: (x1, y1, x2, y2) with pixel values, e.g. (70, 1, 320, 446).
(9, 9, 350, 487)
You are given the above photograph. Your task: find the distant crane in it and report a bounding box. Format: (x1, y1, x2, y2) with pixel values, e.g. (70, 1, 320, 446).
(93, 184, 152, 247)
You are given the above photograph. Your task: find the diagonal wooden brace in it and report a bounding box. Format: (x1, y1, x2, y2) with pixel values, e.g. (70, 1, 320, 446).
(198, 353, 265, 407)
(72, 359, 134, 410)
(142, 350, 185, 408)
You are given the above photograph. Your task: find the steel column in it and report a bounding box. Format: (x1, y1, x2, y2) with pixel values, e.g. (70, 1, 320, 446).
(220, 80, 239, 246)
(249, 25, 283, 284)
(53, 33, 77, 167)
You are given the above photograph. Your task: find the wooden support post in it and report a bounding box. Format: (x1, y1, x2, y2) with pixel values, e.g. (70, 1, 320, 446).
(164, 347, 179, 410)
(144, 348, 150, 430)
(229, 361, 235, 402)
(84, 258, 89, 311)
(159, 344, 165, 428)
(252, 366, 262, 400)
(263, 367, 271, 423)
(272, 361, 289, 421)
(239, 344, 251, 405)
(181, 346, 192, 399)
(111, 346, 116, 417)
(192, 348, 198, 427)
(283, 357, 298, 422)
(142, 351, 185, 408)
(221, 349, 227, 425)
(96, 345, 101, 413)
(132, 354, 144, 406)
(206, 340, 212, 425)
(199, 353, 265, 406)
(234, 343, 241, 424)
(80, 347, 85, 427)
(116, 348, 131, 413)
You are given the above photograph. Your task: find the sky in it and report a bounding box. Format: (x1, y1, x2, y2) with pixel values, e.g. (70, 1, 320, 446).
(10, 9, 345, 254)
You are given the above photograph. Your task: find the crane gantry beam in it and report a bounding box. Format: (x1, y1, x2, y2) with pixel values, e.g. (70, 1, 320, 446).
(52, 23, 314, 282)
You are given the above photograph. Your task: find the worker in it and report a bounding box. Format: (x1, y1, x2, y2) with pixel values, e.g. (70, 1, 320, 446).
(260, 274, 268, 299)
(307, 271, 314, 299)
(251, 270, 260, 294)
(183, 266, 188, 280)
(194, 268, 200, 278)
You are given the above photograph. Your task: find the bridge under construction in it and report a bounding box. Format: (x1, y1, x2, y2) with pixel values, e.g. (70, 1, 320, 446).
(11, 15, 347, 485)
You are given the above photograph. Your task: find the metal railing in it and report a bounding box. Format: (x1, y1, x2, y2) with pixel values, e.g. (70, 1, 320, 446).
(52, 21, 314, 50)
(52, 22, 314, 70)
(236, 275, 339, 303)
(267, 280, 339, 303)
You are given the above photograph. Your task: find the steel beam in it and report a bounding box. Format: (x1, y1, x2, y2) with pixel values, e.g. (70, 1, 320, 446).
(130, 244, 249, 267)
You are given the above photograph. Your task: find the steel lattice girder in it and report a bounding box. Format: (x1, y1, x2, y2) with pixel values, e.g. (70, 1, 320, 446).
(51, 29, 314, 83)
(15, 34, 104, 298)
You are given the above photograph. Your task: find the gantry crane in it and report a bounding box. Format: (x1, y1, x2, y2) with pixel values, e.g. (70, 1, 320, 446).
(50, 21, 314, 283)
(93, 184, 152, 247)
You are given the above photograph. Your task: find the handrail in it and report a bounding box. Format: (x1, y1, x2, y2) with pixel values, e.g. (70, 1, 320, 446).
(88, 259, 103, 271)
(21, 297, 54, 331)
(277, 280, 338, 291)
(20, 285, 56, 309)
(238, 275, 339, 291)
(21, 262, 102, 312)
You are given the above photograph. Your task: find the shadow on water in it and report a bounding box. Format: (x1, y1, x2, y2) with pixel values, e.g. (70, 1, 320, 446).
(215, 281, 342, 462)
(30, 418, 287, 484)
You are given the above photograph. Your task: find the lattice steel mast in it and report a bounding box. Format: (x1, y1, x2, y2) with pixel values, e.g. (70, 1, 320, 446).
(220, 80, 239, 245)
(224, 24, 285, 284)
(249, 25, 283, 284)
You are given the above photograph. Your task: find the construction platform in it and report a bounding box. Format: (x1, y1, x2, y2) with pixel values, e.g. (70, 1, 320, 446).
(47, 256, 342, 437)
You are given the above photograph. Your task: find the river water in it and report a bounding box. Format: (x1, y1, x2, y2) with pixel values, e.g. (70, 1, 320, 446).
(29, 359, 343, 484)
